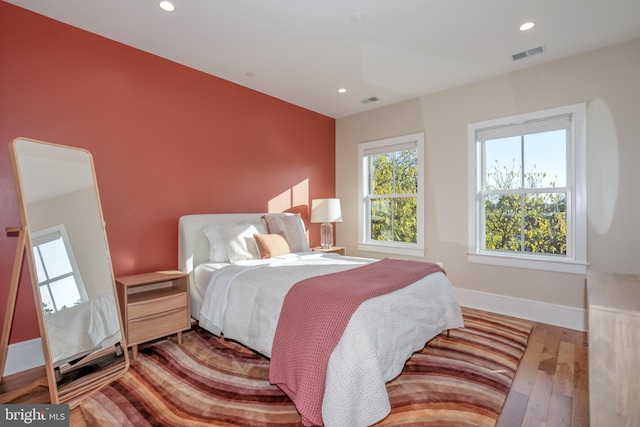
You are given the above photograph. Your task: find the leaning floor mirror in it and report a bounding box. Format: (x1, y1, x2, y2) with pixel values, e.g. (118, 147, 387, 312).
(4, 137, 129, 406)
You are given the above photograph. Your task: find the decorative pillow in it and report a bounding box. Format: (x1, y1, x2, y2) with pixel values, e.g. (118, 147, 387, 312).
(262, 213, 310, 253)
(253, 233, 291, 259)
(203, 224, 229, 262)
(220, 222, 268, 263)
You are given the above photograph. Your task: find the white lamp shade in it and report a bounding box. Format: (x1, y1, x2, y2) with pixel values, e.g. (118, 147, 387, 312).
(311, 198, 342, 223)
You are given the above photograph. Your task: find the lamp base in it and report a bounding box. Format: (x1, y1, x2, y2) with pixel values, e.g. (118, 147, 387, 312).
(320, 222, 333, 249)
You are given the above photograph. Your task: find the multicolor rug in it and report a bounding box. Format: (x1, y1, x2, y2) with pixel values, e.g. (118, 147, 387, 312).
(81, 309, 532, 426)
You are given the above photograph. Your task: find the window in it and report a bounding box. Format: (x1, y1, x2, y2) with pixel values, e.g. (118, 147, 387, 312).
(468, 104, 587, 274)
(31, 224, 88, 313)
(358, 132, 425, 257)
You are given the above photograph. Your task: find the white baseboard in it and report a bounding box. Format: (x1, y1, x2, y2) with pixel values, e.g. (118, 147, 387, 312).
(2, 288, 587, 376)
(455, 287, 587, 331)
(3, 338, 44, 376)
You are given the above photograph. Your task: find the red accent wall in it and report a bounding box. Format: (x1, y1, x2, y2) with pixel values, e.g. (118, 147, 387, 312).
(0, 3, 336, 344)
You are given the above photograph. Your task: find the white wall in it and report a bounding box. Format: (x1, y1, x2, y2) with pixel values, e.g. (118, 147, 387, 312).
(28, 188, 113, 298)
(336, 38, 640, 325)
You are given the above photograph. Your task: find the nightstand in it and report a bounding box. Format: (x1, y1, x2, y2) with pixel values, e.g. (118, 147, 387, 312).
(115, 270, 191, 361)
(312, 246, 346, 256)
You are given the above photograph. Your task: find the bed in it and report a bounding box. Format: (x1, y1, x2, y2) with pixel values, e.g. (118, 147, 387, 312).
(178, 213, 464, 426)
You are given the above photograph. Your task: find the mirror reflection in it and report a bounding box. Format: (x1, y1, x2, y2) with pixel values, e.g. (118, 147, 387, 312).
(10, 138, 128, 403)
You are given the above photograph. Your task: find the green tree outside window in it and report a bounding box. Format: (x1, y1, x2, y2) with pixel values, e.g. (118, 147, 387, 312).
(369, 149, 418, 243)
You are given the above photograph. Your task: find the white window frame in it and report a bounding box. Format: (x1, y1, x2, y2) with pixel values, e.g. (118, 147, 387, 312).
(358, 132, 425, 257)
(31, 224, 89, 312)
(467, 104, 587, 274)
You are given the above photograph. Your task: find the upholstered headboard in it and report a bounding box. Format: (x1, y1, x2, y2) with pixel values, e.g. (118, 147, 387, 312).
(178, 213, 266, 319)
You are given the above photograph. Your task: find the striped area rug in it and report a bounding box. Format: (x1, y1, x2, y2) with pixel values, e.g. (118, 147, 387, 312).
(81, 308, 533, 426)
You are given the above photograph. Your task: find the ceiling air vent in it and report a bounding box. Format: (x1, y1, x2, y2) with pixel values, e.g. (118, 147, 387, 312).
(360, 96, 379, 105)
(512, 45, 546, 61)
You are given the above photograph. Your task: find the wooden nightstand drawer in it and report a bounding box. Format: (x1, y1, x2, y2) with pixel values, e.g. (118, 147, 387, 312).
(128, 307, 189, 345)
(128, 293, 187, 320)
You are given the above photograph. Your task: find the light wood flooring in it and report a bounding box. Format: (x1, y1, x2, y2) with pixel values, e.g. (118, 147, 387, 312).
(497, 317, 589, 427)
(0, 311, 588, 426)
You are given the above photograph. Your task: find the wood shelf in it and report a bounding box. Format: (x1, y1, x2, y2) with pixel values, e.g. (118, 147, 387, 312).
(128, 286, 185, 305)
(312, 246, 346, 255)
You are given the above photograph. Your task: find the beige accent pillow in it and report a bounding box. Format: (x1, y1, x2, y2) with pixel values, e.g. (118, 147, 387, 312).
(262, 213, 310, 253)
(254, 233, 291, 259)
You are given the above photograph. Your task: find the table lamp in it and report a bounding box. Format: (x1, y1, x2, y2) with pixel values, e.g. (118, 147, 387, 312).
(311, 198, 342, 249)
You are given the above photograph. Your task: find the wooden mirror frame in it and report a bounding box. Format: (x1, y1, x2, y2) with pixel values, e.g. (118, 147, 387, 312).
(2, 137, 129, 407)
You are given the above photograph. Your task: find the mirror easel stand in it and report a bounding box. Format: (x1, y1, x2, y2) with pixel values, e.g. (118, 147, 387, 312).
(0, 226, 51, 402)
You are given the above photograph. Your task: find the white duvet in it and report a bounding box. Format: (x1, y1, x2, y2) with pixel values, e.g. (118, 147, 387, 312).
(199, 252, 464, 427)
(45, 292, 121, 366)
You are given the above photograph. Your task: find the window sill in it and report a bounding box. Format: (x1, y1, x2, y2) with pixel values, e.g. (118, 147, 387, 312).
(468, 252, 587, 275)
(358, 243, 425, 258)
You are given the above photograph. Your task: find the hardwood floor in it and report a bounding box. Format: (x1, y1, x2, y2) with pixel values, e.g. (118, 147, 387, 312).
(496, 317, 589, 427)
(0, 312, 589, 426)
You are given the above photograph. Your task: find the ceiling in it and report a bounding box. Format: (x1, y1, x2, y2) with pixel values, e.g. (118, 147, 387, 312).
(15, 139, 94, 204)
(7, 0, 640, 118)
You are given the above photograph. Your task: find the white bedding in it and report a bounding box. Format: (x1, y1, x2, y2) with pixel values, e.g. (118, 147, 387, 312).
(45, 292, 122, 366)
(197, 252, 464, 426)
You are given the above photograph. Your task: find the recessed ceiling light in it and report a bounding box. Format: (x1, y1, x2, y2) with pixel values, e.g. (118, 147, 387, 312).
(338, 88, 347, 93)
(159, 1, 175, 12)
(519, 22, 535, 31)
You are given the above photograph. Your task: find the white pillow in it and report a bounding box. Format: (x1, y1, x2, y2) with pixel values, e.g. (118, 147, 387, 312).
(203, 224, 228, 262)
(220, 222, 268, 263)
(262, 213, 310, 253)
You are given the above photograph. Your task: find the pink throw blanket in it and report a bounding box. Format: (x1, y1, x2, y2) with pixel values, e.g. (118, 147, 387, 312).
(269, 258, 445, 426)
